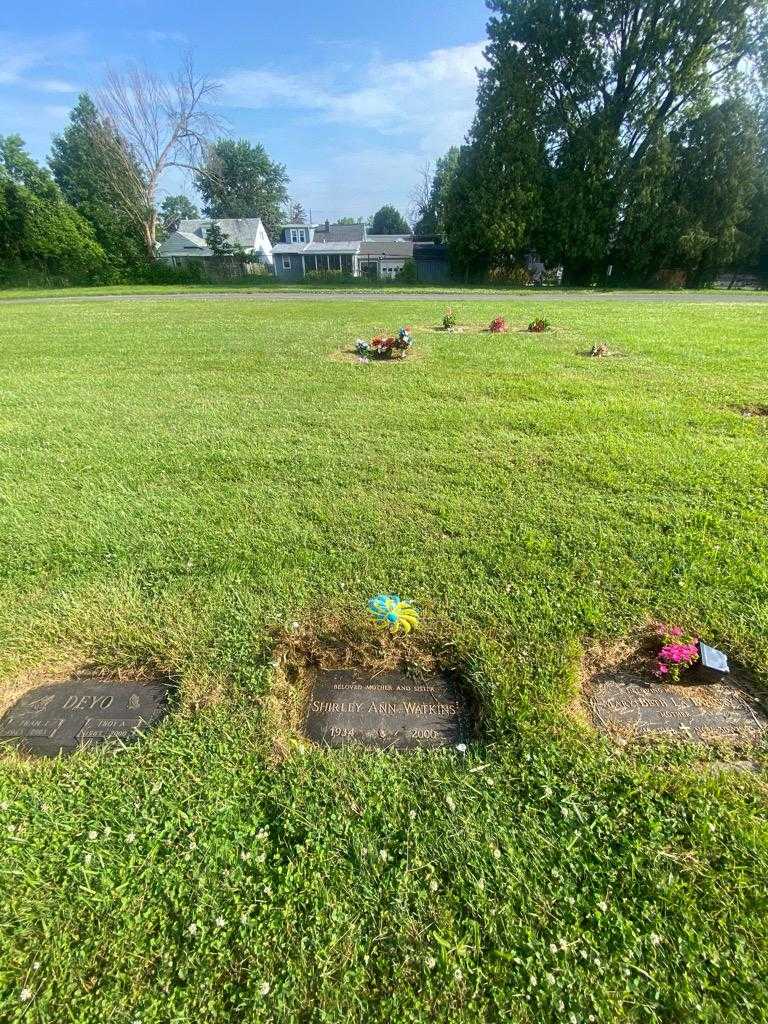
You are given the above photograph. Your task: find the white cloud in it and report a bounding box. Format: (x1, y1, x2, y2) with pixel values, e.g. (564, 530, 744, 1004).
(36, 79, 79, 94)
(145, 30, 189, 46)
(0, 32, 86, 93)
(221, 41, 486, 154)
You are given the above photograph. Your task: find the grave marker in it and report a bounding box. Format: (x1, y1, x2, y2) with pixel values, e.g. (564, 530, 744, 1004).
(304, 668, 471, 750)
(0, 679, 172, 757)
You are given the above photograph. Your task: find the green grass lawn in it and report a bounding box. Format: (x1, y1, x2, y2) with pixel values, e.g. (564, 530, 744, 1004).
(2, 281, 766, 301)
(0, 298, 766, 1023)
(0, 280, 520, 300)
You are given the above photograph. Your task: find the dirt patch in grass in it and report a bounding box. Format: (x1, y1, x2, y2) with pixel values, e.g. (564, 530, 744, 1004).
(266, 615, 481, 760)
(576, 344, 624, 357)
(577, 628, 768, 749)
(329, 347, 423, 365)
(732, 403, 768, 418)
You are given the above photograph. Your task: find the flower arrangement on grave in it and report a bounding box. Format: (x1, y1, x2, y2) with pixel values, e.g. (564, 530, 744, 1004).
(368, 594, 420, 633)
(442, 308, 458, 330)
(588, 342, 610, 357)
(654, 624, 699, 682)
(489, 316, 509, 333)
(528, 318, 551, 332)
(355, 326, 413, 360)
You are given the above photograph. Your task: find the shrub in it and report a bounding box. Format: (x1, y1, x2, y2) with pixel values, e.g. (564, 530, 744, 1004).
(528, 318, 551, 332)
(442, 308, 458, 329)
(488, 264, 532, 287)
(396, 259, 418, 284)
(489, 316, 508, 333)
(303, 270, 357, 285)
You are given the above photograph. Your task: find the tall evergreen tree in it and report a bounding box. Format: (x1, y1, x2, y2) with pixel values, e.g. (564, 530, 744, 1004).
(50, 94, 146, 274)
(195, 139, 289, 242)
(450, 0, 767, 282)
(614, 99, 764, 284)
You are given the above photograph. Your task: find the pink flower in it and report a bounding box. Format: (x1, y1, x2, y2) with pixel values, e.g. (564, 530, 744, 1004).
(656, 664, 669, 675)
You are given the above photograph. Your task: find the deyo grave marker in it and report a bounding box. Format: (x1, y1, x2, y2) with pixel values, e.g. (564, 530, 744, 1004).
(0, 678, 173, 757)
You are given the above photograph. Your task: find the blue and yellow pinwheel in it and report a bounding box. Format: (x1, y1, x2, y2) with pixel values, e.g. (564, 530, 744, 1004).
(368, 594, 420, 633)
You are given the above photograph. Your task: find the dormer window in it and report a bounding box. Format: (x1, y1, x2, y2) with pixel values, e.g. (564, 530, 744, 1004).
(289, 228, 307, 244)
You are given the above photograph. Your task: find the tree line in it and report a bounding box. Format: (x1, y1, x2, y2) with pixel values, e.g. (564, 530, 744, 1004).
(414, 0, 768, 286)
(0, 55, 414, 287)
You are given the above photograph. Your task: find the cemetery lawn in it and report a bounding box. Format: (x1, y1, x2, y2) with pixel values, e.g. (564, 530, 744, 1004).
(0, 297, 767, 1024)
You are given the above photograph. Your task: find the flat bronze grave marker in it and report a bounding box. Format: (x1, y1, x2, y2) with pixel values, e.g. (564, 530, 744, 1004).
(589, 674, 766, 742)
(0, 679, 173, 757)
(305, 669, 471, 750)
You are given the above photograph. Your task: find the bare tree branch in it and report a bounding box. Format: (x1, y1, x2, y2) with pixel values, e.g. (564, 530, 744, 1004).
(91, 55, 221, 259)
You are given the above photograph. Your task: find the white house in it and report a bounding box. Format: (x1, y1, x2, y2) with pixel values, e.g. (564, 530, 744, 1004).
(158, 218, 273, 269)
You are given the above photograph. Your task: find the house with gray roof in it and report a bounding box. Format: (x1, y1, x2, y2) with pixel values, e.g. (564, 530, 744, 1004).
(158, 218, 273, 268)
(272, 221, 414, 280)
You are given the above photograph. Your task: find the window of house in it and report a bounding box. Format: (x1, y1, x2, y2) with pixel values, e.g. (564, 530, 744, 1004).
(282, 257, 291, 270)
(289, 229, 307, 244)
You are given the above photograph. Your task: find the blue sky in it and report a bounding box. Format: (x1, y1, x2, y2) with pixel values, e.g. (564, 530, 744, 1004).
(0, 1, 489, 221)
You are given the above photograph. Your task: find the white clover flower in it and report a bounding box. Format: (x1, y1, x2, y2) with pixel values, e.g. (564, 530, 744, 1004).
(485, 777, 495, 786)
(215, 916, 226, 928)
(32, 962, 40, 971)
(240, 850, 251, 862)
(546, 973, 556, 985)
(455, 743, 467, 753)
(379, 849, 389, 863)
(84, 853, 92, 866)
(650, 933, 662, 946)
(126, 833, 136, 844)
(7, 824, 15, 834)
(259, 981, 270, 996)
(544, 786, 553, 798)
(445, 796, 456, 812)
(453, 968, 463, 982)
(425, 956, 437, 969)
(20, 988, 32, 1002)
(429, 879, 439, 893)
(559, 937, 568, 950)
(597, 900, 608, 913)
(88, 830, 98, 840)
(558, 1001, 565, 1012)
(409, 810, 417, 821)
(549, 943, 558, 954)
(0, 801, 8, 811)
(492, 847, 501, 860)
(188, 923, 198, 936)
(561, 807, 570, 818)
(529, 975, 537, 988)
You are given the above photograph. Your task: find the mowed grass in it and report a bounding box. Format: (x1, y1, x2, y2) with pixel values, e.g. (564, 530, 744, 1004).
(0, 298, 766, 1023)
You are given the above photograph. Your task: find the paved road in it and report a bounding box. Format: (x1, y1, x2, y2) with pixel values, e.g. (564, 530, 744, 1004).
(1, 289, 767, 306)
